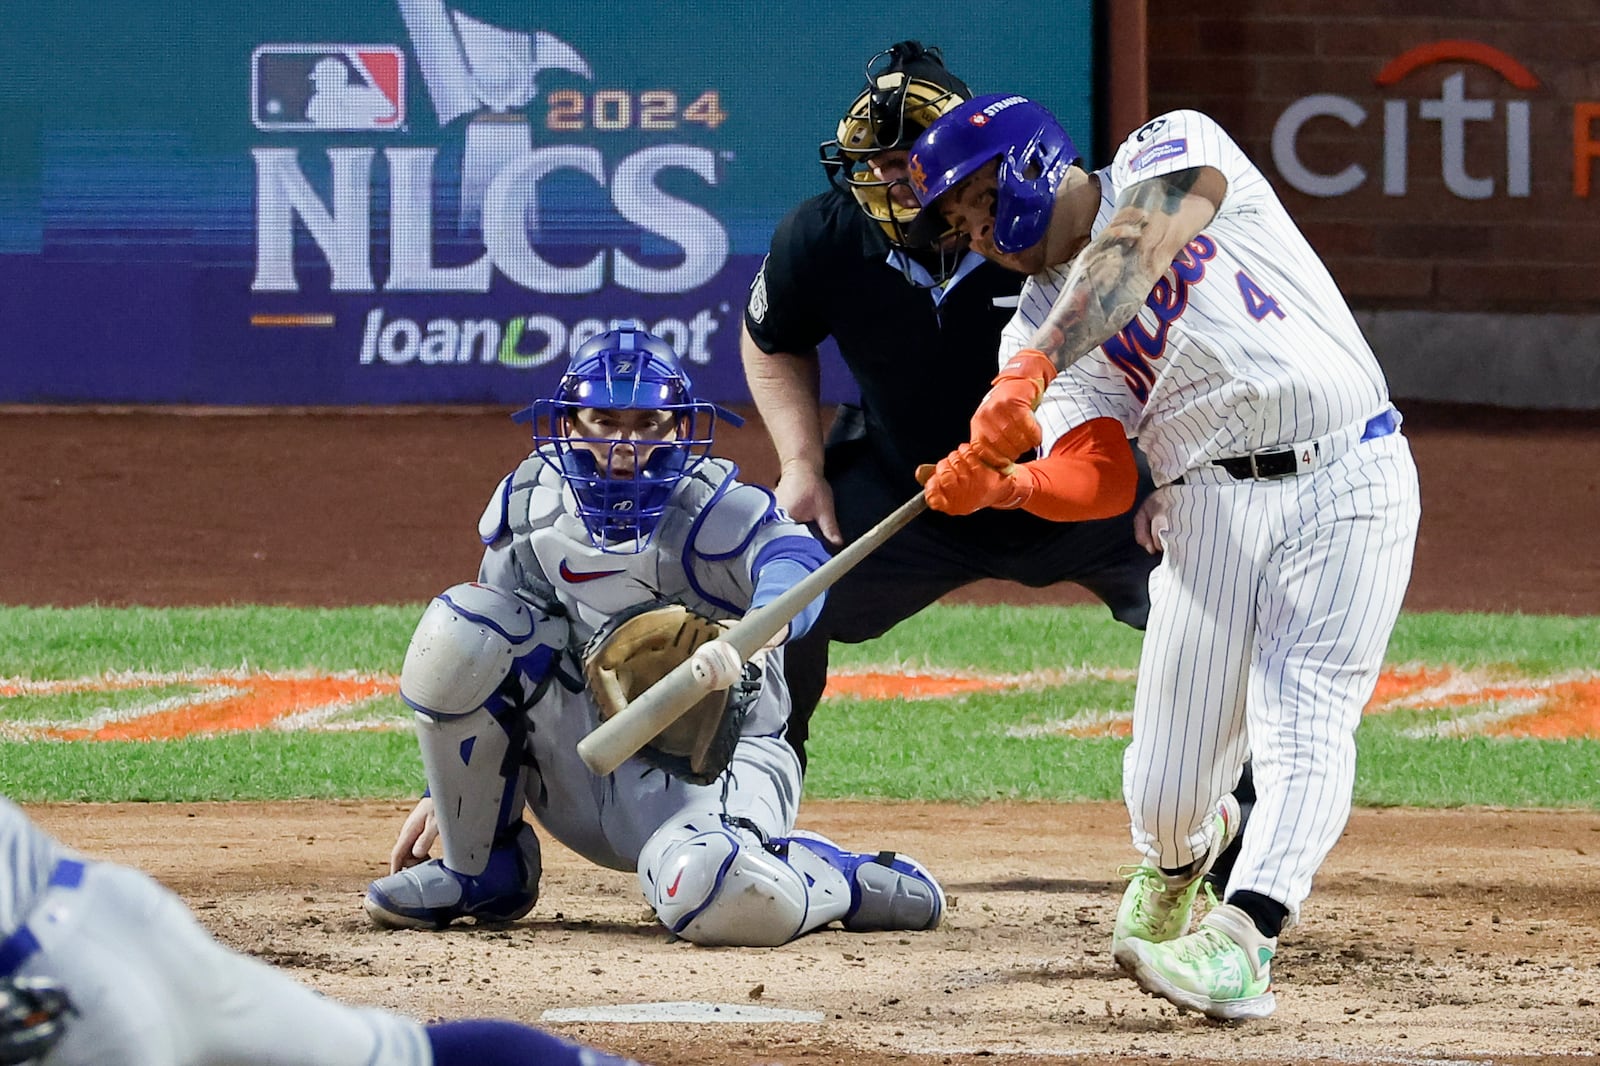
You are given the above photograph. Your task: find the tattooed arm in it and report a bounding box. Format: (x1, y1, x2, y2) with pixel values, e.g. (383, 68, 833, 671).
(1029, 165, 1226, 372)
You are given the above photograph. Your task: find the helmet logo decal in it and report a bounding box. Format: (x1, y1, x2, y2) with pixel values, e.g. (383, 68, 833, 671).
(981, 95, 1027, 117)
(908, 154, 928, 196)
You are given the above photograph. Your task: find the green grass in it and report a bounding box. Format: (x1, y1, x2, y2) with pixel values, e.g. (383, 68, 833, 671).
(1384, 610, 1600, 673)
(1, 604, 1597, 807)
(0, 605, 419, 677)
(799, 688, 1600, 808)
(0, 732, 422, 802)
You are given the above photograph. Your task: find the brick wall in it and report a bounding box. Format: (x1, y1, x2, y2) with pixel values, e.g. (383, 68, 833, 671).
(1144, 2, 1600, 313)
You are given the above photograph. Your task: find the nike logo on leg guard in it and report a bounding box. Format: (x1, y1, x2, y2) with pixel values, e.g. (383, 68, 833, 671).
(666, 869, 686, 898)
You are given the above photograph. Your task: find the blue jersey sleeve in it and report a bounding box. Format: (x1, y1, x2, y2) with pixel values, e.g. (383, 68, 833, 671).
(749, 535, 832, 640)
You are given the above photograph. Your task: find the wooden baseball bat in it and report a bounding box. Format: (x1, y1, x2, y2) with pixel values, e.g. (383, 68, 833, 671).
(576, 491, 930, 777)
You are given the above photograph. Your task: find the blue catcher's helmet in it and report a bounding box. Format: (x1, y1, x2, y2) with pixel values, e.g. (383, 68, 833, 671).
(906, 93, 1080, 254)
(528, 324, 737, 553)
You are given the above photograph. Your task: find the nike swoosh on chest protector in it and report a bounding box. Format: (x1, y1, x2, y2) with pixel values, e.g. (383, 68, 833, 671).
(559, 559, 626, 583)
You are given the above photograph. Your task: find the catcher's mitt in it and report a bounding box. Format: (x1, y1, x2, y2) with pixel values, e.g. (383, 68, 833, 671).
(582, 601, 761, 786)
(0, 977, 73, 1066)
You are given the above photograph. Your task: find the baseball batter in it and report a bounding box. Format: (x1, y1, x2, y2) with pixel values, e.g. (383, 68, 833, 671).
(743, 40, 1162, 779)
(908, 99, 1420, 1019)
(365, 324, 944, 947)
(0, 796, 649, 1065)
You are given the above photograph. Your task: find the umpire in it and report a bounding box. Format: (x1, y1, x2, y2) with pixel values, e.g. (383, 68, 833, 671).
(740, 41, 1159, 769)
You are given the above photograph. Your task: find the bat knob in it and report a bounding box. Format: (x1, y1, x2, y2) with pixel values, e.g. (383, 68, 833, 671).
(689, 640, 742, 690)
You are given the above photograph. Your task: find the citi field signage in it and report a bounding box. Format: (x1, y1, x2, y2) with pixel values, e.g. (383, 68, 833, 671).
(1271, 39, 1598, 200)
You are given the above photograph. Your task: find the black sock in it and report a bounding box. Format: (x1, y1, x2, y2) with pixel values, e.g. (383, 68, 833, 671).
(1226, 889, 1288, 939)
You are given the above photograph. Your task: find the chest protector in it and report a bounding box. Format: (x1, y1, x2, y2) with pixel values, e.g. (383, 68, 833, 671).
(482, 453, 778, 643)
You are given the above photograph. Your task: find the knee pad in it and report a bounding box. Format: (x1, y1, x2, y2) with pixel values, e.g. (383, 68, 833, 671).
(402, 584, 568, 874)
(637, 825, 807, 948)
(401, 582, 570, 719)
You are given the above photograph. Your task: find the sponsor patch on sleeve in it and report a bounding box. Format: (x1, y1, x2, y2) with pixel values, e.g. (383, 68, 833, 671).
(1129, 138, 1189, 172)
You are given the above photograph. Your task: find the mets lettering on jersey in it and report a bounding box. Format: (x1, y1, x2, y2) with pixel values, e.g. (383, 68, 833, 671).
(1017, 108, 1389, 486)
(252, 45, 404, 131)
(1101, 235, 1217, 402)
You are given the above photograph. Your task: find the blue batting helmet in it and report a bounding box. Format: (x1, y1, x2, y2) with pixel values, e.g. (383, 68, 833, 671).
(526, 324, 737, 553)
(906, 93, 1079, 253)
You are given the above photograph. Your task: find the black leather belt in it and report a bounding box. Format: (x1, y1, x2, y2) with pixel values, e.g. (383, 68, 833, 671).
(1214, 449, 1299, 480)
(1206, 407, 1400, 482)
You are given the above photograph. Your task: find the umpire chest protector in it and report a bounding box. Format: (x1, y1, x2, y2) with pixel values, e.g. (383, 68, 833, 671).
(482, 453, 774, 641)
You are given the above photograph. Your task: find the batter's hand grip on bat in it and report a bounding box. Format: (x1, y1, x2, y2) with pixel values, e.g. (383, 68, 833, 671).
(971, 348, 1057, 464)
(576, 492, 930, 777)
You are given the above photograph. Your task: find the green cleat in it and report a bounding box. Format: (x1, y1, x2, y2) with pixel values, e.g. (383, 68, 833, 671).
(1111, 794, 1241, 960)
(1119, 902, 1276, 1020)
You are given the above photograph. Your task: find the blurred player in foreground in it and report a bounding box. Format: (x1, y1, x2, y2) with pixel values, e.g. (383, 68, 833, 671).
(909, 96, 1419, 1019)
(0, 795, 645, 1065)
(365, 324, 944, 947)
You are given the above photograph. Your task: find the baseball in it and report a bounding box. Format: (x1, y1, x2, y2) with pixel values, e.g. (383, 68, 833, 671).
(689, 639, 743, 690)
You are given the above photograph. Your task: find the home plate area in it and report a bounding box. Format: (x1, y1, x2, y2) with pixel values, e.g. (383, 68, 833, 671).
(541, 1002, 825, 1024)
(23, 799, 1598, 1066)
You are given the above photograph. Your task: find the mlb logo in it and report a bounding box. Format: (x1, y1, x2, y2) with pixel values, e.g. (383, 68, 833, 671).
(252, 45, 405, 131)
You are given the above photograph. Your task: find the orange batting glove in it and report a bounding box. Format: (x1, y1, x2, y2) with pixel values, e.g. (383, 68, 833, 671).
(970, 348, 1057, 464)
(917, 443, 1039, 516)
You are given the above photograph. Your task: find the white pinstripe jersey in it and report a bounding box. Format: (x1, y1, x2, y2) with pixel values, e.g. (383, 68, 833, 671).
(1006, 110, 1391, 485)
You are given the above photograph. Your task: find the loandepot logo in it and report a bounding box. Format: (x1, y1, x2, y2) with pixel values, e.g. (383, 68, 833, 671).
(249, 0, 733, 368)
(1272, 39, 1600, 200)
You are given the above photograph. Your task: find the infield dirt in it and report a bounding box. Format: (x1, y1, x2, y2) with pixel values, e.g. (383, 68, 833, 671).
(24, 800, 1600, 1066)
(6, 404, 1600, 1064)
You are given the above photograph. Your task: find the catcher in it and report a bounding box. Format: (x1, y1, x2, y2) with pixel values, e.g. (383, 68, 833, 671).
(365, 324, 945, 946)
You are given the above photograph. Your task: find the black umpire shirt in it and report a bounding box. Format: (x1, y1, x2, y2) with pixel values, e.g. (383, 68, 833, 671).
(744, 186, 1081, 547)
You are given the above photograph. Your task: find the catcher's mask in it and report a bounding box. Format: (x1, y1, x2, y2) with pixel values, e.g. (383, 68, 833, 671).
(524, 324, 741, 554)
(819, 41, 971, 265)
(905, 92, 1080, 254)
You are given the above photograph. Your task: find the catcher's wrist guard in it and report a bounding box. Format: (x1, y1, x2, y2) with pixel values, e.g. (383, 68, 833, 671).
(581, 600, 762, 786)
(0, 977, 74, 1065)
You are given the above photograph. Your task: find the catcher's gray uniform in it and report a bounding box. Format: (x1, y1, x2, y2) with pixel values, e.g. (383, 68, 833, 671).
(366, 453, 945, 946)
(0, 798, 431, 1066)
(482, 455, 802, 873)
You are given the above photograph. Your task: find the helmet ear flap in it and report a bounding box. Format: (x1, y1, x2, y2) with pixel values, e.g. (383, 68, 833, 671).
(992, 124, 1074, 254)
(906, 94, 1080, 255)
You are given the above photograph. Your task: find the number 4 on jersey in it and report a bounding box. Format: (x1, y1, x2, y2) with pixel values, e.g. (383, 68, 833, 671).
(1235, 270, 1286, 321)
